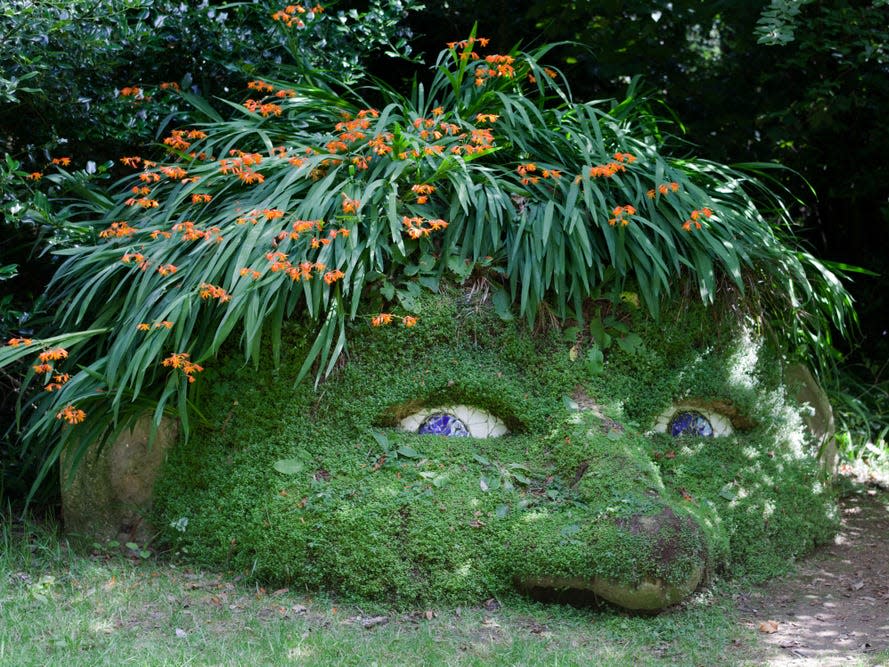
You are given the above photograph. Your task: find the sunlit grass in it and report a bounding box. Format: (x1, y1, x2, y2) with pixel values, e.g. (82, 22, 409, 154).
(0, 514, 757, 666)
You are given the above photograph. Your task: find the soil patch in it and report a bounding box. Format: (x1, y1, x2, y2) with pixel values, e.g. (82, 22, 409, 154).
(740, 486, 889, 666)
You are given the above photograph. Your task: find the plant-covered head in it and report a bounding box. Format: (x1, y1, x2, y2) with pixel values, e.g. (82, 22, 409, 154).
(153, 289, 838, 609)
(1, 32, 850, 496)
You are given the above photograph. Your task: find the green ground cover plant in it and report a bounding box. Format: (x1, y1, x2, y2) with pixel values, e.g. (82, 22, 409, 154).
(151, 290, 836, 606)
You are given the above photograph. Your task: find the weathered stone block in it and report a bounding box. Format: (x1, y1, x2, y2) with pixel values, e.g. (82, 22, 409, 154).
(60, 416, 178, 542)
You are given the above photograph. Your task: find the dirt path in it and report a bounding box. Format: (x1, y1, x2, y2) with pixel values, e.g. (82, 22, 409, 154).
(738, 486, 889, 666)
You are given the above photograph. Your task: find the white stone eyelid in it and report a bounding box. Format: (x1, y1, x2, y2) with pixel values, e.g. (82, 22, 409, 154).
(397, 404, 509, 438)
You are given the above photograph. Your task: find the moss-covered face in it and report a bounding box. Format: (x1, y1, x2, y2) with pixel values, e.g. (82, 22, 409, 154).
(155, 292, 837, 610)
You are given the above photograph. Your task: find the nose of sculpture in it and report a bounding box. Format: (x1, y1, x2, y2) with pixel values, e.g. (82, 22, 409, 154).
(510, 410, 711, 611)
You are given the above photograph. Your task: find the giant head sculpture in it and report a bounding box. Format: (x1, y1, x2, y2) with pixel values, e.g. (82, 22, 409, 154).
(154, 291, 836, 610)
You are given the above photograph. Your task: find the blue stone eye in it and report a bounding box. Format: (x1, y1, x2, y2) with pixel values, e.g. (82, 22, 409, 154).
(669, 411, 714, 437)
(417, 413, 470, 437)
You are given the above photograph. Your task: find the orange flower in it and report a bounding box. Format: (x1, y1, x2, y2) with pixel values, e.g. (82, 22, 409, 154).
(27, 172, 42, 180)
(99, 221, 136, 238)
(341, 193, 361, 214)
(191, 193, 212, 205)
(51, 157, 71, 166)
(475, 113, 499, 124)
(39, 347, 68, 362)
(157, 264, 178, 276)
(33, 363, 53, 374)
(323, 269, 345, 284)
(156, 321, 174, 329)
(56, 404, 86, 425)
(159, 81, 180, 91)
(402, 315, 418, 327)
(120, 156, 142, 168)
(6, 337, 33, 347)
(371, 313, 394, 327)
(160, 166, 188, 180)
(162, 352, 203, 383)
(198, 283, 231, 303)
(137, 323, 151, 331)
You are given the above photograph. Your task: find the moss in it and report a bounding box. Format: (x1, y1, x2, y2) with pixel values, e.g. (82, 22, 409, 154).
(153, 291, 837, 607)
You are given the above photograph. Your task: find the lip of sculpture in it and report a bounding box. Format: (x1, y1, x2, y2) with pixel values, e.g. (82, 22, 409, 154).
(514, 507, 708, 611)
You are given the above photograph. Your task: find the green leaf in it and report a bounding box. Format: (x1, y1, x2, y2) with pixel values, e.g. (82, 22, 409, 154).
(274, 459, 305, 475)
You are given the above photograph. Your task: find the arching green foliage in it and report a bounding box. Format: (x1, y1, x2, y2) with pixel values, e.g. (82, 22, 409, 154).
(0, 35, 850, 497)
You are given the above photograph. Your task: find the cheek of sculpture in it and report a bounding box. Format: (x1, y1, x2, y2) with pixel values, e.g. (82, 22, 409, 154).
(153, 294, 837, 610)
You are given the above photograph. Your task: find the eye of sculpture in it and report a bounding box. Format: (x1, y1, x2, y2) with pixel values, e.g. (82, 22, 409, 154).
(397, 404, 508, 438)
(417, 413, 470, 437)
(669, 410, 714, 437)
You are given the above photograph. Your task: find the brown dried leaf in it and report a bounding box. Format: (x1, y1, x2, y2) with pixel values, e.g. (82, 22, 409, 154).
(759, 620, 780, 634)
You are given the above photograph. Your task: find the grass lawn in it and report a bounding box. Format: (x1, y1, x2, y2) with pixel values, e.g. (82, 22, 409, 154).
(0, 515, 767, 667)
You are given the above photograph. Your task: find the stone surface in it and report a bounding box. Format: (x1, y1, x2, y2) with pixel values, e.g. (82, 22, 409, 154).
(518, 566, 705, 611)
(785, 363, 837, 476)
(60, 415, 178, 542)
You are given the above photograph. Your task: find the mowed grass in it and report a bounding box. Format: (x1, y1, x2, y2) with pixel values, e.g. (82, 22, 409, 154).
(1, 516, 757, 667)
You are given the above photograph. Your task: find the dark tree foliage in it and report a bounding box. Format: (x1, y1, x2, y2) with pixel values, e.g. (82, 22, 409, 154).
(395, 0, 889, 364)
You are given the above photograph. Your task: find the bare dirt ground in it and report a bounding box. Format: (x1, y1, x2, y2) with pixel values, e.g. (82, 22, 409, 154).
(738, 484, 889, 666)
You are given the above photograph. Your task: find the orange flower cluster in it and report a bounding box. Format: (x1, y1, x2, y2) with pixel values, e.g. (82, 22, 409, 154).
(27, 172, 42, 180)
(160, 166, 188, 180)
(265, 252, 326, 282)
(272, 4, 323, 28)
(191, 193, 212, 205)
(33, 363, 53, 374)
(162, 352, 203, 383)
(160, 81, 180, 91)
(6, 337, 33, 347)
(150, 229, 172, 239)
(139, 171, 160, 183)
(99, 221, 136, 238)
(475, 54, 516, 85)
(247, 80, 274, 93)
(371, 313, 418, 327)
(475, 113, 499, 124)
(157, 263, 178, 276)
(239, 267, 262, 280)
(163, 130, 191, 152)
(57, 404, 86, 425)
(682, 207, 713, 231)
(323, 269, 345, 284)
(367, 133, 394, 156)
(120, 156, 142, 168)
(44, 372, 70, 392)
(647, 181, 680, 199)
(136, 321, 174, 331)
(412, 183, 435, 204)
(39, 347, 68, 363)
(124, 196, 159, 208)
(402, 216, 448, 239)
(341, 194, 361, 214)
(274, 218, 325, 241)
(446, 36, 490, 50)
(609, 204, 637, 227)
(121, 252, 149, 270)
(172, 221, 221, 242)
(119, 86, 142, 98)
(51, 157, 71, 166)
(219, 150, 265, 185)
(244, 99, 282, 117)
(198, 283, 232, 303)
